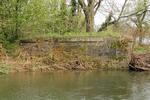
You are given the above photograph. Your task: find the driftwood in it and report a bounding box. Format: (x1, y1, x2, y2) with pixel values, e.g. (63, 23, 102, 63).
(129, 54, 150, 71)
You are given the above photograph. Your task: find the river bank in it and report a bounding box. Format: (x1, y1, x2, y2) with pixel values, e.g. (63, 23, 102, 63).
(0, 36, 137, 73)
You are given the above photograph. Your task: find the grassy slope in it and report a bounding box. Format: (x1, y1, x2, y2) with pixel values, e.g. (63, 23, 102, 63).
(134, 45, 150, 54)
(20, 26, 123, 40)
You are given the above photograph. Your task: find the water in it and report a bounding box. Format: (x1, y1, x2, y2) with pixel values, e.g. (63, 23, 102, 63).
(0, 71, 150, 100)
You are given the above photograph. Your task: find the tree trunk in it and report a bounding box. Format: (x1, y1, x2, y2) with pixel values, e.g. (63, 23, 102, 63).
(84, 0, 94, 32)
(78, 0, 95, 32)
(85, 12, 94, 32)
(71, 0, 77, 16)
(14, 0, 21, 40)
(138, 26, 144, 45)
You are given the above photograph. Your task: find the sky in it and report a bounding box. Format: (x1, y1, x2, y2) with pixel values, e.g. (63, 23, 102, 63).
(94, 0, 125, 26)
(67, 0, 150, 28)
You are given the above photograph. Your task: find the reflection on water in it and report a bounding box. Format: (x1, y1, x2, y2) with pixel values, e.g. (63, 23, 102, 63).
(0, 71, 150, 100)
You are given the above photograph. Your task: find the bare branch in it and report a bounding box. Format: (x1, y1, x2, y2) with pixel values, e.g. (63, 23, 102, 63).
(117, 0, 128, 21)
(98, 12, 115, 32)
(78, 0, 86, 11)
(120, 4, 150, 19)
(94, 0, 103, 15)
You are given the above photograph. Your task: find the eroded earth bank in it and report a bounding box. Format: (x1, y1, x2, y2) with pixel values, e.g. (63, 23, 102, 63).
(0, 37, 139, 73)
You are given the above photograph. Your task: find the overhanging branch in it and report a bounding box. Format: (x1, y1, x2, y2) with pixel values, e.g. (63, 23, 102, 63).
(78, 0, 86, 11)
(94, 0, 103, 15)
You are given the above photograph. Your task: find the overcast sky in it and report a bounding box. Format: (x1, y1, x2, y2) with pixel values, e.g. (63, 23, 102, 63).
(67, 0, 150, 28)
(94, 0, 125, 26)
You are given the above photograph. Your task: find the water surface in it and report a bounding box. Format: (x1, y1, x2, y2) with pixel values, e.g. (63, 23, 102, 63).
(0, 71, 150, 100)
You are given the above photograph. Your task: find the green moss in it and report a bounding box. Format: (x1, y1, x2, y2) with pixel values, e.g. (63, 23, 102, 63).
(134, 45, 150, 54)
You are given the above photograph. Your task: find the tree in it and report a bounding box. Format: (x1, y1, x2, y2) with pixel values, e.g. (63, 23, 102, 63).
(71, 0, 77, 16)
(46, 0, 82, 34)
(98, 0, 129, 32)
(78, 0, 103, 32)
(0, 0, 28, 42)
(96, 0, 150, 33)
(134, 0, 148, 45)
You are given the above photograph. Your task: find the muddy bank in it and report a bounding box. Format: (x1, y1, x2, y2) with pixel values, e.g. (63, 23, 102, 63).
(129, 54, 150, 71)
(0, 37, 132, 73)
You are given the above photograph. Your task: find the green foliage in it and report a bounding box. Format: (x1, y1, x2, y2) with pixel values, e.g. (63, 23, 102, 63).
(21, 0, 50, 34)
(71, 0, 77, 16)
(136, 0, 147, 11)
(1, 0, 29, 44)
(47, 0, 82, 34)
(134, 45, 150, 54)
(19, 24, 122, 40)
(135, 46, 146, 53)
(1, 0, 83, 46)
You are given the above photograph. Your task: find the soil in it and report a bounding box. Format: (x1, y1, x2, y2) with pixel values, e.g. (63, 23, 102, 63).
(129, 53, 150, 71)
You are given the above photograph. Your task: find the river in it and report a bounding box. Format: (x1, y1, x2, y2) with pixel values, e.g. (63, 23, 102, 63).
(0, 71, 150, 100)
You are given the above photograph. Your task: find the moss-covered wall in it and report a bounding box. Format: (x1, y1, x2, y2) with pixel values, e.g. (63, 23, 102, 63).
(18, 37, 132, 71)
